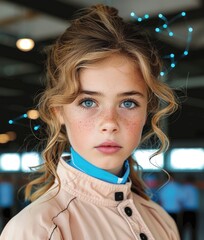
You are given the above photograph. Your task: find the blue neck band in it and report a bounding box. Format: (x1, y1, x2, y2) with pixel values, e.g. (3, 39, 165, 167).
(68, 147, 130, 184)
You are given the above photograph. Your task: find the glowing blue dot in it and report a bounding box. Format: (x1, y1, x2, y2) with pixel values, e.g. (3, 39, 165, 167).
(188, 27, 193, 32)
(130, 12, 135, 17)
(137, 17, 142, 22)
(169, 32, 174, 37)
(8, 120, 14, 124)
(171, 63, 176, 68)
(155, 28, 160, 32)
(184, 51, 188, 56)
(144, 14, 149, 19)
(23, 113, 27, 118)
(181, 12, 186, 17)
(158, 13, 163, 18)
(170, 53, 175, 58)
(34, 125, 40, 131)
(163, 24, 167, 29)
(160, 71, 165, 76)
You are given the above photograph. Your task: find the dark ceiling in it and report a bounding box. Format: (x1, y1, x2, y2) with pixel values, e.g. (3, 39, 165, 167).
(0, 0, 204, 152)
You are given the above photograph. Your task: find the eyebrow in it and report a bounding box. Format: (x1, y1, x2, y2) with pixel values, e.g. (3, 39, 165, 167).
(79, 90, 145, 98)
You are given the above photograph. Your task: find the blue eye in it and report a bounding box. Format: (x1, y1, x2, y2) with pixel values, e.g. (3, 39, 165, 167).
(81, 99, 96, 108)
(121, 100, 137, 109)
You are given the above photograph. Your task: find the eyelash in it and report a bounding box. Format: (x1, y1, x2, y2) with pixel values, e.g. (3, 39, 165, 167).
(78, 98, 97, 108)
(78, 97, 140, 109)
(121, 98, 140, 109)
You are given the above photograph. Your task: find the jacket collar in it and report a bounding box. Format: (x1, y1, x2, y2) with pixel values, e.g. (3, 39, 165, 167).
(56, 158, 133, 207)
(56, 158, 155, 210)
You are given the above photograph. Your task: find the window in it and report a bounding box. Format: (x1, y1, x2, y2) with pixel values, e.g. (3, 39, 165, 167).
(170, 148, 204, 170)
(0, 153, 21, 171)
(21, 152, 41, 172)
(133, 149, 164, 170)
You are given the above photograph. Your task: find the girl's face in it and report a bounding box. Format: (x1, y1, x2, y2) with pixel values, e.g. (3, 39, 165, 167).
(59, 54, 148, 175)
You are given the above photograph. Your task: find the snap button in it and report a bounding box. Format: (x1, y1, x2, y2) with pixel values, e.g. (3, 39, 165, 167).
(124, 207, 132, 216)
(115, 192, 124, 201)
(140, 233, 148, 240)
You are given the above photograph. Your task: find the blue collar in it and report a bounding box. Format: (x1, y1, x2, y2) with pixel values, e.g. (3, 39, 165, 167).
(68, 147, 130, 184)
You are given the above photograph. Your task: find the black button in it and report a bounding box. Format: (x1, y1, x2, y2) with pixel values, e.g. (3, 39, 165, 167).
(140, 233, 148, 240)
(115, 192, 124, 201)
(124, 207, 132, 216)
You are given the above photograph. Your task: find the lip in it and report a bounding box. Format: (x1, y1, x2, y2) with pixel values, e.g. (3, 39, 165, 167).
(95, 141, 122, 154)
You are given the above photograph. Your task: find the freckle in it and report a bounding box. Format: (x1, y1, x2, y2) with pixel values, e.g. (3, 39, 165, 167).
(78, 120, 93, 130)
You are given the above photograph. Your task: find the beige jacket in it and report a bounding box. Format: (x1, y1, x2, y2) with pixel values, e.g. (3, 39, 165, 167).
(0, 159, 180, 240)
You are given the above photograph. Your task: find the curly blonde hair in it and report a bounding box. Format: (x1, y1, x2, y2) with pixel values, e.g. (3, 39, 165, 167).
(25, 4, 178, 201)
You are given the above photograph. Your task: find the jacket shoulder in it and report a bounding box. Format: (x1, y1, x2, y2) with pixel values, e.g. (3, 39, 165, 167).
(0, 186, 75, 240)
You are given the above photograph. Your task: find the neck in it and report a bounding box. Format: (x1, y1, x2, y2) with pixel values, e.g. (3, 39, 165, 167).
(68, 147, 130, 184)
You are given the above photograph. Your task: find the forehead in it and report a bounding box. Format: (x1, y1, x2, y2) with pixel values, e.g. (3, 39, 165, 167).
(79, 54, 147, 94)
(81, 54, 137, 72)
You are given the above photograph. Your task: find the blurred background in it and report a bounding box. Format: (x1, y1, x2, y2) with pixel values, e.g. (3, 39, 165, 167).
(0, 0, 203, 239)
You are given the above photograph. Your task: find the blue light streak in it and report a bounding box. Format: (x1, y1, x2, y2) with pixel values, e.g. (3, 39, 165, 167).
(131, 10, 193, 76)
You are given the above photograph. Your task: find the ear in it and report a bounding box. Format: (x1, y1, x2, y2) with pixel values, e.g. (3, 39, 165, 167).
(53, 107, 65, 125)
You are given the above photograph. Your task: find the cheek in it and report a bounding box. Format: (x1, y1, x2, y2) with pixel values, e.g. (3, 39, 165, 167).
(123, 116, 146, 143)
(124, 120, 145, 151)
(78, 120, 94, 133)
(124, 110, 146, 129)
(125, 120, 144, 133)
(67, 118, 95, 136)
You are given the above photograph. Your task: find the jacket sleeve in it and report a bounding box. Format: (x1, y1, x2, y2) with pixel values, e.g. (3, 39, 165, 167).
(0, 198, 73, 240)
(0, 216, 49, 240)
(152, 202, 181, 240)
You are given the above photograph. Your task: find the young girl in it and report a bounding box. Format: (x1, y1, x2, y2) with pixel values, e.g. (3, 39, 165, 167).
(0, 4, 180, 240)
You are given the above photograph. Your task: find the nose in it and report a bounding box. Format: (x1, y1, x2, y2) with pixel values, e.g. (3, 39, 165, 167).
(100, 109, 119, 133)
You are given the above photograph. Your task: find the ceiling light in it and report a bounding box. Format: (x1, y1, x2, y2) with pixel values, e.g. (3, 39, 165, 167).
(6, 131, 17, 141)
(0, 134, 10, 144)
(27, 109, 40, 120)
(16, 38, 35, 52)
